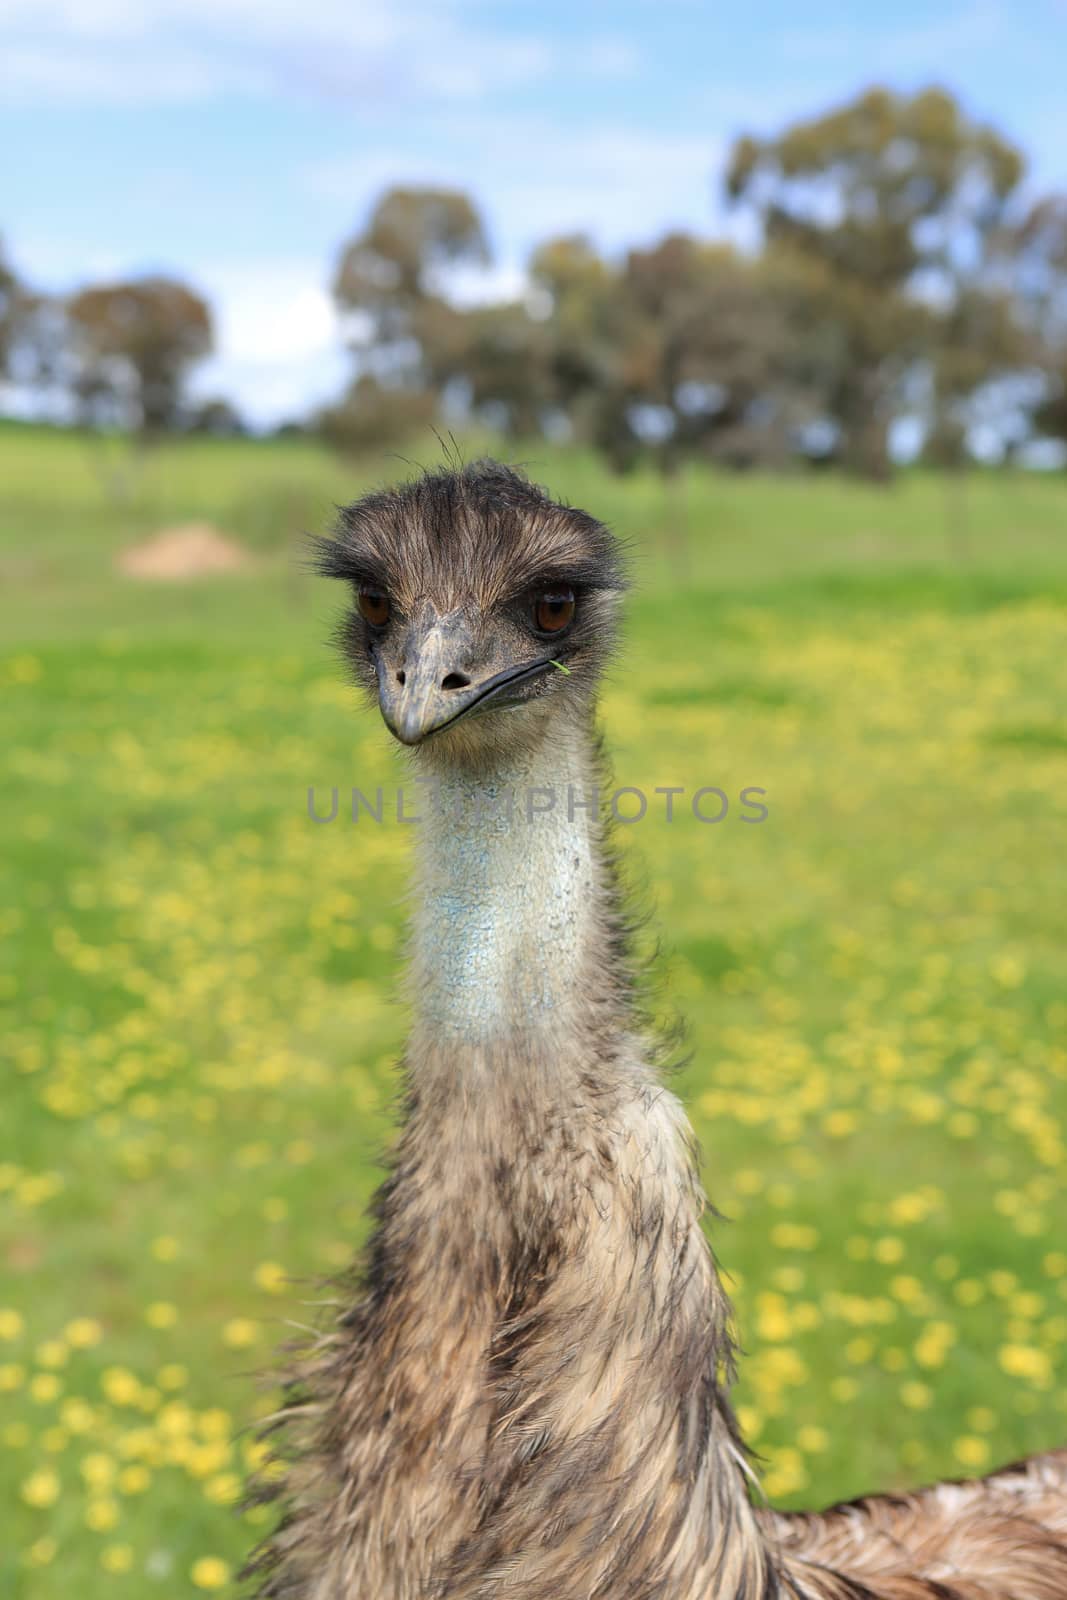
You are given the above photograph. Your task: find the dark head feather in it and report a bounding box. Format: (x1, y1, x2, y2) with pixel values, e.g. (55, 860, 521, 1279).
(315, 460, 627, 616)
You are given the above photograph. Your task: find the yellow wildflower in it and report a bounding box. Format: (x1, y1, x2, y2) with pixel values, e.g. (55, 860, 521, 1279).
(22, 1468, 61, 1508)
(191, 1555, 232, 1589)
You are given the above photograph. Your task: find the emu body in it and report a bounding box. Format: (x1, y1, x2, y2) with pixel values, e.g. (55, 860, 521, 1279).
(252, 463, 1067, 1600)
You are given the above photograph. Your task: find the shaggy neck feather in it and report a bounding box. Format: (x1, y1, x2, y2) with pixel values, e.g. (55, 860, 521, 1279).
(386, 720, 777, 1599)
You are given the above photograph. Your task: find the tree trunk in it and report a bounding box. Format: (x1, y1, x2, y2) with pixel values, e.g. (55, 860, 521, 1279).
(943, 465, 972, 567)
(82, 430, 149, 507)
(839, 370, 893, 482)
(659, 447, 690, 579)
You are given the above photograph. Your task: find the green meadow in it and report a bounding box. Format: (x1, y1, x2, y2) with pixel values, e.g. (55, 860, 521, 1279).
(2, 422, 1066, 1595)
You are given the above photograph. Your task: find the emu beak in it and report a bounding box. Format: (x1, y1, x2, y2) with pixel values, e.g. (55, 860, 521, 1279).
(377, 611, 557, 747)
(377, 612, 483, 746)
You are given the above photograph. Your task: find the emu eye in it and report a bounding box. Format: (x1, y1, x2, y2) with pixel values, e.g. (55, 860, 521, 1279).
(534, 587, 575, 634)
(358, 588, 391, 628)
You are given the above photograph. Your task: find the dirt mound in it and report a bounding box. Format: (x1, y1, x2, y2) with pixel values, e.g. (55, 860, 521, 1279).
(116, 523, 252, 580)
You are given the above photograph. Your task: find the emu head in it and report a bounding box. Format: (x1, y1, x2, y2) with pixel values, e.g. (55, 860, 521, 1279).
(318, 462, 626, 765)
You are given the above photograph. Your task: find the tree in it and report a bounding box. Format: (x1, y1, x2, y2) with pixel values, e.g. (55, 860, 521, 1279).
(0, 239, 17, 377)
(332, 186, 489, 404)
(526, 232, 835, 573)
(0, 243, 71, 413)
(185, 395, 247, 437)
(1008, 194, 1067, 456)
(318, 375, 436, 457)
(726, 86, 1026, 478)
(618, 235, 837, 471)
(923, 287, 1023, 467)
(530, 232, 831, 475)
(66, 275, 213, 433)
(454, 300, 553, 438)
(529, 234, 626, 446)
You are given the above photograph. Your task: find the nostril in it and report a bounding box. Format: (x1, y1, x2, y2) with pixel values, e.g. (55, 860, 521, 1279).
(396, 670, 406, 686)
(441, 672, 470, 692)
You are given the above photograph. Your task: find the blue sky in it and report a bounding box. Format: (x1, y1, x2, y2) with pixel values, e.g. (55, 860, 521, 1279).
(3, 0, 1066, 424)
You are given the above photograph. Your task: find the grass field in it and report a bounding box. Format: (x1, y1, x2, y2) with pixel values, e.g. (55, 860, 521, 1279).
(2, 422, 1066, 1596)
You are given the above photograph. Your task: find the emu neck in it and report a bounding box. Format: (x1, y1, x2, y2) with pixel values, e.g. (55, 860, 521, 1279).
(272, 720, 780, 1600)
(409, 718, 610, 1053)
(343, 718, 778, 1600)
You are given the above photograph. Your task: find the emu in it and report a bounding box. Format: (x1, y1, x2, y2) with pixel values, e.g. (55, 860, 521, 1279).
(251, 462, 1067, 1599)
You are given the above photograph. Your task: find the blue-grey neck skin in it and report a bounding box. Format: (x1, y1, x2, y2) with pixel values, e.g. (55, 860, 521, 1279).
(407, 725, 603, 1050)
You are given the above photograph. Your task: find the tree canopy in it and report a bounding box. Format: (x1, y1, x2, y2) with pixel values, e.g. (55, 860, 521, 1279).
(66, 276, 213, 433)
(725, 86, 1030, 475)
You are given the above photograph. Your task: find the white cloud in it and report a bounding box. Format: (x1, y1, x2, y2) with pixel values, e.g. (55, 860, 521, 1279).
(186, 258, 347, 425)
(309, 121, 721, 258)
(190, 342, 347, 427)
(777, 1, 1008, 71)
(4, 45, 267, 104)
(583, 36, 641, 80)
(197, 261, 336, 365)
(0, 0, 574, 107)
